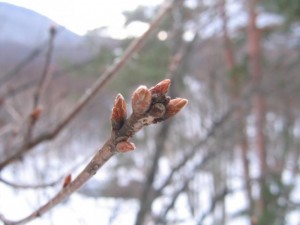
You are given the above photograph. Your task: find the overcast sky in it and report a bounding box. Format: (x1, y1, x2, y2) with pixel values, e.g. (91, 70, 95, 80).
(1, 0, 163, 36)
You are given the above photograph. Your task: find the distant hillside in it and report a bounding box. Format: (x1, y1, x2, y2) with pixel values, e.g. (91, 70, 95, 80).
(0, 2, 83, 46)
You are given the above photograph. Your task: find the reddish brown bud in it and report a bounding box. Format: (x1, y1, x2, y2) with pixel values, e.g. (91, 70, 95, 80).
(111, 94, 127, 130)
(30, 106, 43, 121)
(165, 98, 188, 118)
(149, 79, 171, 96)
(131, 85, 152, 114)
(63, 174, 72, 188)
(116, 141, 136, 153)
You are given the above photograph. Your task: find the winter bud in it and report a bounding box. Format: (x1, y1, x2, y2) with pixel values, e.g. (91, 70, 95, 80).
(165, 98, 188, 118)
(149, 79, 171, 96)
(62, 174, 72, 189)
(30, 106, 43, 121)
(116, 141, 136, 153)
(131, 85, 152, 115)
(111, 94, 127, 130)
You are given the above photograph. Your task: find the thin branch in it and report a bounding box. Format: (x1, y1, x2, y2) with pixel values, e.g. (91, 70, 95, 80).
(153, 109, 232, 199)
(196, 186, 231, 225)
(157, 181, 190, 225)
(33, 26, 56, 107)
(0, 79, 188, 225)
(0, 0, 174, 170)
(0, 176, 61, 189)
(154, 145, 228, 225)
(22, 26, 56, 150)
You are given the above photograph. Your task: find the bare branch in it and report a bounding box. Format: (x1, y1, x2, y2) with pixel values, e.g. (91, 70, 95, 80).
(0, 79, 187, 225)
(196, 187, 232, 225)
(33, 26, 56, 107)
(22, 26, 56, 150)
(0, 176, 61, 189)
(154, 109, 232, 199)
(0, 0, 174, 169)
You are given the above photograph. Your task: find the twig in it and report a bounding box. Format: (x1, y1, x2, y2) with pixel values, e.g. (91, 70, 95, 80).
(33, 26, 56, 107)
(154, 147, 225, 225)
(0, 79, 188, 225)
(196, 187, 231, 225)
(0, 176, 61, 189)
(22, 26, 56, 150)
(0, 0, 174, 170)
(153, 109, 232, 199)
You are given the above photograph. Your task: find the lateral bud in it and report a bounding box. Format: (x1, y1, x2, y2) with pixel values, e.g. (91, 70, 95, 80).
(30, 106, 43, 121)
(111, 94, 127, 130)
(116, 141, 136, 153)
(149, 79, 171, 96)
(165, 98, 188, 118)
(131, 85, 152, 115)
(62, 174, 72, 189)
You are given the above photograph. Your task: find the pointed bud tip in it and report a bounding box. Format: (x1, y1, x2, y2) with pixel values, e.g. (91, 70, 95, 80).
(116, 141, 136, 153)
(165, 98, 188, 117)
(150, 79, 171, 95)
(176, 98, 188, 108)
(115, 93, 125, 102)
(132, 86, 152, 114)
(111, 93, 127, 130)
(136, 85, 148, 91)
(62, 174, 72, 189)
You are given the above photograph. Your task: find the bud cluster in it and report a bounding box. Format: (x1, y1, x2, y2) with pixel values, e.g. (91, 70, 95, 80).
(111, 79, 188, 153)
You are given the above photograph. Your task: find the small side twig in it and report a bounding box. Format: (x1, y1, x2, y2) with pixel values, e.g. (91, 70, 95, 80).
(33, 25, 56, 107)
(196, 187, 232, 225)
(0, 176, 61, 189)
(153, 109, 232, 199)
(22, 26, 56, 149)
(0, 79, 188, 225)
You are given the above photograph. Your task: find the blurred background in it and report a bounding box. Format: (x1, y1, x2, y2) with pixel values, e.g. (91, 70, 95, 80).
(0, 0, 300, 224)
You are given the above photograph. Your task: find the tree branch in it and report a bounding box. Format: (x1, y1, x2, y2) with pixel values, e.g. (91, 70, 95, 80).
(0, 79, 188, 225)
(22, 26, 56, 150)
(0, 176, 61, 189)
(0, 0, 174, 170)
